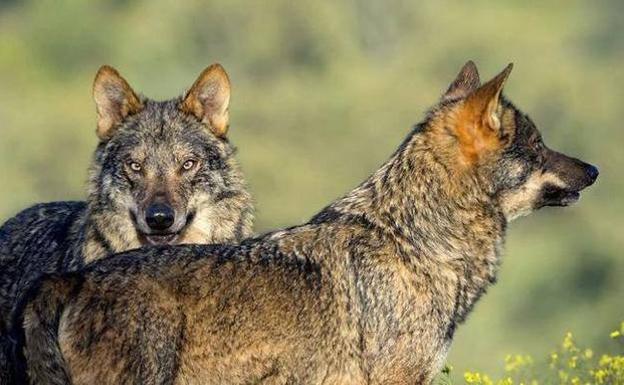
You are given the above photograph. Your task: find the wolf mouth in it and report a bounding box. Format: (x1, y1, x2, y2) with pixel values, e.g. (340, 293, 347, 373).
(540, 187, 581, 207)
(142, 233, 179, 246)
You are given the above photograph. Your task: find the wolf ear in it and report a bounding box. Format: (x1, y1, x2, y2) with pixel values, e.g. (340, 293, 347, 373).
(92, 65, 143, 141)
(450, 64, 513, 165)
(442, 60, 481, 101)
(464, 63, 513, 132)
(180, 64, 231, 138)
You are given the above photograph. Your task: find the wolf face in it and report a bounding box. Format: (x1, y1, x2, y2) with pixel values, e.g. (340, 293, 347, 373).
(87, 65, 252, 250)
(432, 61, 598, 221)
(494, 107, 599, 220)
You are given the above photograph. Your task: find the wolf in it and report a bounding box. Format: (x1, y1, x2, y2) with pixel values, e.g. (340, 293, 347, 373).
(0, 64, 253, 384)
(16, 61, 597, 385)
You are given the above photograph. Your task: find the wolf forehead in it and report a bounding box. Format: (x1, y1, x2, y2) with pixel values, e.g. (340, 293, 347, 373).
(119, 99, 222, 140)
(109, 99, 232, 156)
(500, 98, 541, 139)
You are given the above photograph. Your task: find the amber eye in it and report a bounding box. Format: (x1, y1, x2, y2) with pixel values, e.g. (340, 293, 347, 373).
(128, 161, 142, 172)
(182, 159, 197, 171)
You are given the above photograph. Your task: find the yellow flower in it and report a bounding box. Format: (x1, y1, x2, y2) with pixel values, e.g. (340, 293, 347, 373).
(550, 352, 559, 369)
(504, 354, 533, 372)
(562, 332, 577, 352)
(457, 321, 624, 385)
(593, 369, 607, 384)
(464, 371, 481, 384)
(464, 372, 496, 385)
(609, 322, 624, 340)
(599, 355, 612, 367)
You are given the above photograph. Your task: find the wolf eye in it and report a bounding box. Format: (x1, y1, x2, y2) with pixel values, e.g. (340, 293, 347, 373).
(127, 161, 142, 172)
(182, 159, 197, 171)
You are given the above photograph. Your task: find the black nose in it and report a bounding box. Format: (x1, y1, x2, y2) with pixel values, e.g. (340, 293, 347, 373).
(586, 164, 599, 183)
(145, 203, 175, 231)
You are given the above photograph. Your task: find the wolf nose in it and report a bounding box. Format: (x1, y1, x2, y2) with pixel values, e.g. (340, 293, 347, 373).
(586, 164, 599, 183)
(145, 203, 175, 231)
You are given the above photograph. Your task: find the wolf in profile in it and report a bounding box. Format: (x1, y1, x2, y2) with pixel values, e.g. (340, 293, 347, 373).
(0, 64, 253, 383)
(18, 62, 597, 385)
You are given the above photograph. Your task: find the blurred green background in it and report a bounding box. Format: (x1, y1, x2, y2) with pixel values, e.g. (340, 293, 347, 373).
(0, 0, 622, 379)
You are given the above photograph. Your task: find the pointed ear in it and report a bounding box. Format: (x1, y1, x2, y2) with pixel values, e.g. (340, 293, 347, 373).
(464, 63, 513, 131)
(92, 65, 143, 141)
(442, 60, 481, 101)
(180, 64, 231, 138)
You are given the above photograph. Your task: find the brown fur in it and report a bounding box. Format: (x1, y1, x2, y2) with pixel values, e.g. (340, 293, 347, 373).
(93, 65, 144, 140)
(180, 64, 231, 138)
(1, 64, 254, 385)
(17, 62, 598, 385)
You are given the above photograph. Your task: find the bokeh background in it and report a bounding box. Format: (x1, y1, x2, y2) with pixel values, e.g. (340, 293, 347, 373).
(0, 0, 622, 380)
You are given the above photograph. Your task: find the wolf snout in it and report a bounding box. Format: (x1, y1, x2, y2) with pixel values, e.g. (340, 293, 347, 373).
(145, 203, 175, 231)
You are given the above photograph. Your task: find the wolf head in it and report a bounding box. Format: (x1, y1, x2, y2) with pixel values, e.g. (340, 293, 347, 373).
(426, 61, 598, 221)
(85, 64, 253, 254)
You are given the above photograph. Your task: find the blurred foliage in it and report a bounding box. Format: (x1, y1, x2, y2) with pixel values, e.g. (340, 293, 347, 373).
(435, 322, 624, 384)
(0, 0, 622, 380)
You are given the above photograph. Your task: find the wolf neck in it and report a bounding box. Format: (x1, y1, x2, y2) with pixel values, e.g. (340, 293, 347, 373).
(79, 204, 140, 264)
(329, 126, 506, 274)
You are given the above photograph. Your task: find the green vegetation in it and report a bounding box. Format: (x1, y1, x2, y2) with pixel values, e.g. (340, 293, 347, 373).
(436, 322, 624, 384)
(0, 1, 622, 381)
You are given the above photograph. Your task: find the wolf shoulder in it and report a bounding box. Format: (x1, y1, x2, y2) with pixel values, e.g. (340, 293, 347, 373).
(0, 202, 87, 315)
(1, 201, 87, 257)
